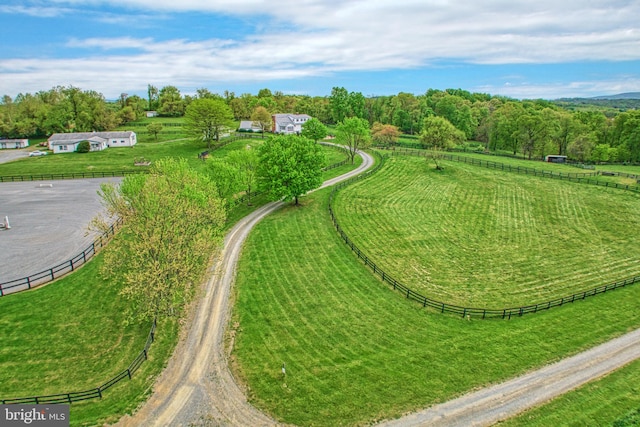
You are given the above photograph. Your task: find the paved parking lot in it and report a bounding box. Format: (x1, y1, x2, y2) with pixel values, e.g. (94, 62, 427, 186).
(0, 178, 122, 284)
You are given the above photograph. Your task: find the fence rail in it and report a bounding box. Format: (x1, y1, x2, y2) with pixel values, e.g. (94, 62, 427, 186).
(388, 148, 640, 193)
(0, 218, 122, 296)
(328, 151, 640, 318)
(0, 170, 143, 183)
(1, 319, 157, 405)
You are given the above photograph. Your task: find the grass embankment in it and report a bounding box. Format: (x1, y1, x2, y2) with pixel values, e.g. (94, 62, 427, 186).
(0, 254, 179, 426)
(332, 155, 640, 307)
(497, 359, 640, 426)
(231, 156, 640, 426)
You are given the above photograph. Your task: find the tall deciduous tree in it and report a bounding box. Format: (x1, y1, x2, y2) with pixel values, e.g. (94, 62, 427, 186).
(301, 117, 328, 142)
(146, 122, 163, 141)
(258, 135, 325, 205)
(371, 122, 401, 148)
(330, 86, 350, 124)
(158, 85, 184, 117)
(250, 106, 272, 138)
(184, 98, 235, 148)
(228, 146, 260, 205)
(92, 158, 226, 321)
(420, 116, 465, 169)
(335, 117, 371, 164)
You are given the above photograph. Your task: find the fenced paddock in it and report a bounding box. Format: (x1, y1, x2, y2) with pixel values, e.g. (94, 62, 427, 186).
(1, 319, 157, 404)
(328, 152, 640, 317)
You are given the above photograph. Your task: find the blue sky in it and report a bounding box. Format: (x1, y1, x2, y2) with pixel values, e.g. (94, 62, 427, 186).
(1, 0, 639, 100)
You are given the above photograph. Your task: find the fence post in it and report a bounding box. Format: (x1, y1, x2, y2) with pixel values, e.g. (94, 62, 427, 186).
(70, 259, 74, 272)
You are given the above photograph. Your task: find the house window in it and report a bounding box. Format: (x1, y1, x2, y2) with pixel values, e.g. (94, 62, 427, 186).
(121, 140, 125, 143)
(61, 145, 67, 151)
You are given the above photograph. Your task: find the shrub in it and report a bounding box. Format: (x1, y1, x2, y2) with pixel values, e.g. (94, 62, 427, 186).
(77, 141, 90, 153)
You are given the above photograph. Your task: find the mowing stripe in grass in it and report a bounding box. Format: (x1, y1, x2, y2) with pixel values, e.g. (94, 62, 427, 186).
(330, 155, 640, 311)
(231, 186, 640, 426)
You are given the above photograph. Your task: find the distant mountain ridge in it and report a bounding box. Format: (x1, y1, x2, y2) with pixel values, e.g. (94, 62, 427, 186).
(590, 92, 640, 100)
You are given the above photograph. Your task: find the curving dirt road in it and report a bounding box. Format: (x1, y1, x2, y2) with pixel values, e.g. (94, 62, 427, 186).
(115, 148, 640, 427)
(115, 150, 374, 427)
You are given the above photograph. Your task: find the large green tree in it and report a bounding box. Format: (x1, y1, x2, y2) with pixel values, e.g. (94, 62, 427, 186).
(250, 106, 272, 138)
(258, 134, 325, 205)
(228, 145, 260, 205)
(92, 158, 226, 321)
(301, 117, 328, 142)
(184, 98, 235, 148)
(335, 117, 371, 164)
(158, 85, 184, 117)
(420, 116, 465, 169)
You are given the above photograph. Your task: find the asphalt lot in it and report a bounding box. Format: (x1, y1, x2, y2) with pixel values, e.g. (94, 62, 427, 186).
(0, 178, 122, 285)
(0, 149, 32, 164)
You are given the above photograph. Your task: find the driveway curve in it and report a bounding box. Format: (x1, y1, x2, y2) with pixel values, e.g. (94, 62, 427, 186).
(115, 150, 374, 426)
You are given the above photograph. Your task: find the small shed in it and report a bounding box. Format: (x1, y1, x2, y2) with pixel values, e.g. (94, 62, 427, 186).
(0, 139, 29, 149)
(238, 121, 262, 132)
(545, 155, 567, 163)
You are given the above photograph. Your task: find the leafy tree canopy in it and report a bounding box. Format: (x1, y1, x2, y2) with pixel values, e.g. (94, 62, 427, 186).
(257, 135, 325, 205)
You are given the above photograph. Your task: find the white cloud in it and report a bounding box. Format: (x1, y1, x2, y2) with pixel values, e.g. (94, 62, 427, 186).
(476, 76, 640, 99)
(2, 0, 640, 98)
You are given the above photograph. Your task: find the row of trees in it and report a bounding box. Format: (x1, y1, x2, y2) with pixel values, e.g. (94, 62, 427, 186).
(2, 84, 639, 163)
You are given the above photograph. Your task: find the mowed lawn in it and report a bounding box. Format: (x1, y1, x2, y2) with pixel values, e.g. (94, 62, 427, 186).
(499, 358, 640, 426)
(331, 154, 640, 307)
(0, 136, 345, 177)
(0, 254, 179, 426)
(231, 184, 640, 426)
(0, 140, 351, 426)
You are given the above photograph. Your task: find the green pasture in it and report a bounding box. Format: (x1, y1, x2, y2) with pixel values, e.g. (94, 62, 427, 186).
(231, 184, 640, 426)
(0, 135, 343, 177)
(499, 359, 640, 427)
(331, 154, 640, 307)
(0, 140, 354, 426)
(0, 254, 179, 426)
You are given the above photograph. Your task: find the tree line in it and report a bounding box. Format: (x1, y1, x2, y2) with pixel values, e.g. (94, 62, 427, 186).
(2, 85, 639, 163)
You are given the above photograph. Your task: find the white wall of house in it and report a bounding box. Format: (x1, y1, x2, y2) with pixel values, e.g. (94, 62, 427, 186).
(52, 143, 78, 154)
(0, 139, 29, 149)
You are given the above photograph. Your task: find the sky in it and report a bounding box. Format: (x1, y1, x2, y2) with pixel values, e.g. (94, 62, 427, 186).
(1, 0, 639, 100)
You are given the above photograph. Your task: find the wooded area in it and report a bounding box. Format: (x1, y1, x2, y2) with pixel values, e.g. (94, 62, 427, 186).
(1, 85, 639, 164)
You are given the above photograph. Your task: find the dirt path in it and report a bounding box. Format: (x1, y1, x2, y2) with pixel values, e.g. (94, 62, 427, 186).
(115, 151, 374, 427)
(377, 327, 640, 426)
(115, 148, 640, 427)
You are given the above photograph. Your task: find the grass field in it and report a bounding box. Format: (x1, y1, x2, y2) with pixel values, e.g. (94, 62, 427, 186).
(0, 135, 345, 177)
(0, 141, 354, 426)
(0, 254, 179, 426)
(230, 184, 640, 426)
(330, 154, 640, 307)
(498, 359, 640, 426)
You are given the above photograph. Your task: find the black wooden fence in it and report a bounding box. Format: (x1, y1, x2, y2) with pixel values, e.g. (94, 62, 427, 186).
(1, 318, 157, 404)
(0, 170, 143, 183)
(328, 151, 640, 318)
(0, 218, 122, 296)
(389, 148, 640, 193)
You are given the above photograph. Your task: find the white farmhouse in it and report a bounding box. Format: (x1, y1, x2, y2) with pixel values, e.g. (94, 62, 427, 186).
(0, 139, 29, 149)
(47, 131, 137, 154)
(271, 114, 311, 134)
